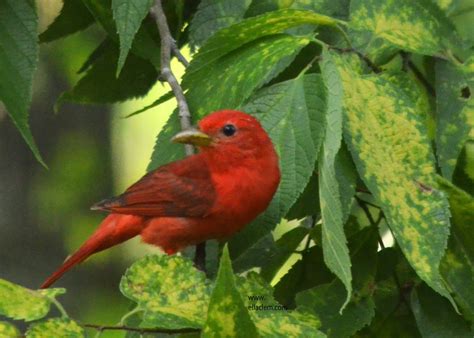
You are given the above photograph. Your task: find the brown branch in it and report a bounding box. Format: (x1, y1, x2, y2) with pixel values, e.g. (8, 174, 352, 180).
(83, 323, 200, 335)
(150, 0, 206, 271)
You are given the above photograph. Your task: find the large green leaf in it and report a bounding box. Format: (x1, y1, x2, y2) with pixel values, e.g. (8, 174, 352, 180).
(112, 0, 154, 75)
(189, 0, 252, 47)
(59, 43, 157, 105)
(318, 48, 352, 311)
(0, 279, 65, 322)
(26, 318, 84, 338)
(120, 255, 211, 329)
(230, 74, 326, 263)
(184, 34, 310, 118)
(39, 0, 95, 42)
(188, 8, 341, 75)
(0, 0, 44, 166)
(82, 0, 160, 68)
(435, 57, 474, 180)
(246, 0, 350, 18)
(350, 0, 461, 56)
(411, 283, 472, 338)
(202, 246, 259, 337)
(336, 56, 453, 304)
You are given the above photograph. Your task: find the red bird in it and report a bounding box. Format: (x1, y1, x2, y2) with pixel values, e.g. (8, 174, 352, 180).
(41, 110, 280, 288)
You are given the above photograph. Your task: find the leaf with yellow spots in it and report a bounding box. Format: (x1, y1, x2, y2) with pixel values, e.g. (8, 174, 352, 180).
(202, 245, 259, 337)
(0, 279, 65, 322)
(350, 0, 461, 56)
(318, 48, 352, 312)
(120, 255, 212, 329)
(26, 318, 84, 338)
(236, 272, 325, 337)
(435, 57, 474, 180)
(184, 34, 310, 118)
(188, 8, 342, 75)
(0, 321, 20, 338)
(334, 56, 454, 305)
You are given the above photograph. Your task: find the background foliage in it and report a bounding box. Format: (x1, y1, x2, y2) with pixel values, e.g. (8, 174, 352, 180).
(0, 0, 473, 337)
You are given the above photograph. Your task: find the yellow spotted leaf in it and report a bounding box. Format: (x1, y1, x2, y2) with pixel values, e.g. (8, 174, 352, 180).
(335, 57, 454, 305)
(26, 318, 84, 338)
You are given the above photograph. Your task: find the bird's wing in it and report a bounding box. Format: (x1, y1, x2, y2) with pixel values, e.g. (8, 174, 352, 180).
(91, 156, 216, 217)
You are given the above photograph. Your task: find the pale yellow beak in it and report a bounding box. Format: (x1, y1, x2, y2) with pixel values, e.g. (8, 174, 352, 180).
(171, 128, 212, 147)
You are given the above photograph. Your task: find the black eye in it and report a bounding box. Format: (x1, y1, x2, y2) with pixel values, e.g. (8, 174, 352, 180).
(222, 124, 236, 137)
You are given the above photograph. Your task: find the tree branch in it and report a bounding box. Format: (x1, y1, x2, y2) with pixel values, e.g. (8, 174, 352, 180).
(150, 0, 206, 271)
(83, 323, 200, 335)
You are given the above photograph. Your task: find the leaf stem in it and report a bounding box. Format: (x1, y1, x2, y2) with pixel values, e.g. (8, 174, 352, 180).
(50, 297, 69, 318)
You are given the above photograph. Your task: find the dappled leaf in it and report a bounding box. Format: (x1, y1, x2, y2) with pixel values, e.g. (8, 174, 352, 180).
(0, 279, 65, 322)
(202, 246, 259, 337)
(120, 255, 211, 329)
(189, 0, 252, 47)
(112, 0, 154, 75)
(229, 74, 326, 266)
(184, 34, 310, 118)
(188, 8, 341, 75)
(39, 0, 95, 42)
(435, 57, 474, 180)
(350, 0, 461, 56)
(336, 56, 453, 304)
(0, 321, 20, 338)
(26, 318, 84, 338)
(0, 0, 44, 165)
(318, 47, 352, 310)
(411, 283, 472, 338)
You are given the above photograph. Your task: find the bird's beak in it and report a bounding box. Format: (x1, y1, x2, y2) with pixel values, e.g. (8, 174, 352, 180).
(171, 128, 212, 147)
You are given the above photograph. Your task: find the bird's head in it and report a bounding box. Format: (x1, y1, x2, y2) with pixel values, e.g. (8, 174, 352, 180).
(172, 110, 275, 156)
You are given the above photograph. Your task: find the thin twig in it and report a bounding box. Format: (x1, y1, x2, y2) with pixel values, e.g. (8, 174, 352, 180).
(84, 323, 200, 335)
(150, 0, 206, 270)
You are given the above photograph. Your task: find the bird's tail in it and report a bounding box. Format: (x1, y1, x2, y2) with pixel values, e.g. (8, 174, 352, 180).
(40, 214, 144, 289)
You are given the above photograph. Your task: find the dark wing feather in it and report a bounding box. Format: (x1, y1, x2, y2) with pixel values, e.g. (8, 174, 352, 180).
(91, 156, 216, 217)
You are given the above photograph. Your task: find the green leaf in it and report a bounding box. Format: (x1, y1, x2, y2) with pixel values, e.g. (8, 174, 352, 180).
(0, 321, 20, 338)
(202, 245, 259, 337)
(435, 57, 474, 180)
(184, 34, 310, 118)
(318, 47, 352, 311)
(147, 111, 186, 171)
(411, 283, 472, 338)
(336, 56, 454, 305)
(0, 279, 65, 322)
(236, 272, 326, 337)
(189, 0, 252, 47)
(296, 227, 378, 338)
(188, 8, 341, 75)
(82, 0, 160, 68)
(39, 0, 95, 42)
(285, 171, 319, 221)
(230, 74, 326, 265)
(261, 227, 309, 281)
(120, 255, 211, 329)
(26, 318, 84, 338)
(59, 43, 157, 105)
(112, 0, 154, 76)
(0, 0, 44, 166)
(350, 0, 461, 56)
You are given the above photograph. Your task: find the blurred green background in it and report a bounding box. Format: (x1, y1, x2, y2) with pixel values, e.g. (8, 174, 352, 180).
(0, 1, 182, 334)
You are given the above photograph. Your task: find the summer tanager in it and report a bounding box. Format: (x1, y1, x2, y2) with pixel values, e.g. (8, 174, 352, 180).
(41, 110, 280, 288)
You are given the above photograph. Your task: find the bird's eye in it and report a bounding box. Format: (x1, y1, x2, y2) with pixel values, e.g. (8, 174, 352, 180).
(222, 124, 236, 137)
